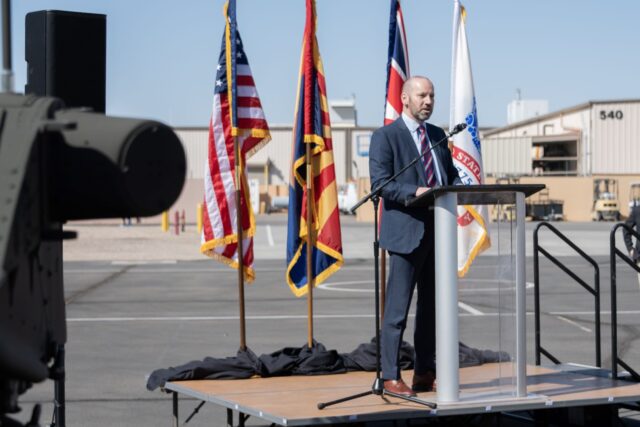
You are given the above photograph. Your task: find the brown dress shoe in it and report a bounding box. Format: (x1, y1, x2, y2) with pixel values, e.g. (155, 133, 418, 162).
(412, 371, 436, 392)
(383, 379, 417, 397)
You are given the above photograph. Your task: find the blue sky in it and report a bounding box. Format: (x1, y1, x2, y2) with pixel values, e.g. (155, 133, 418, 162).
(6, 0, 640, 128)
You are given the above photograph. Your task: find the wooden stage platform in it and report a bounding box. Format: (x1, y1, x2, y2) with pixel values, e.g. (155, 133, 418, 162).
(165, 363, 640, 426)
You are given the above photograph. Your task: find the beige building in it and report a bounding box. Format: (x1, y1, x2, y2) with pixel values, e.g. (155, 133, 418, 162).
(166, 99, 640, 223)
(482, 99, 640, 221)
(168, 99, 373, 222)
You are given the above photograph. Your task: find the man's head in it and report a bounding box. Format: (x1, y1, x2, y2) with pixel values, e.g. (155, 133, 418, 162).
(401, 76, 435, 123)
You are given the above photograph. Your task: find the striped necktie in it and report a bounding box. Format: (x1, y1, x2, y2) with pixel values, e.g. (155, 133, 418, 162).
(418, 125, 436, 187)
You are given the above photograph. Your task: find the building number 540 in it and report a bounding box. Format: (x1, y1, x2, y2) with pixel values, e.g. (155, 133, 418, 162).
(600, 110, 624, 120)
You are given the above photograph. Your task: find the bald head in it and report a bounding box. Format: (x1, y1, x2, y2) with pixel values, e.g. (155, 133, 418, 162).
(401, 76, 435, 122)
(401, 76, 433, 95)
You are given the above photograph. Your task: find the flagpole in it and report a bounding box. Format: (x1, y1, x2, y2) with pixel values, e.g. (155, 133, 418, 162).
(235, 136, 247, 351)
(302, 0, 316, 350)
(380, 248, 386, 321)
(449, 0, 461, 130)
(305, 140, 314, 348)
(225, 0, 247, 352)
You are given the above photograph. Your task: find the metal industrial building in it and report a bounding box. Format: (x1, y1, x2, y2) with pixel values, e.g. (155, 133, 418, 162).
(168, 99, 640, 222)
(172, 125, 375, 216)
(169, 100, 375, 221)
(482, 99, 640, 220)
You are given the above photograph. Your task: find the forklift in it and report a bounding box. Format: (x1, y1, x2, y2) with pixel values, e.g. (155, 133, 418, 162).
(591, 178, 621, 221)
(491, 176, 519, 222)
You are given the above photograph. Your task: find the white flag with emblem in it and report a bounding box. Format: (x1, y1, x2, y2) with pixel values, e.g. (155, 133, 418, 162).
(450, 0, 490, 276)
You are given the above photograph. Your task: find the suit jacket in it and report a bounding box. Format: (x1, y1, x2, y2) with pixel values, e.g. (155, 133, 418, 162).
(624, 205, 640, 260)
(369, 117, 462, 254)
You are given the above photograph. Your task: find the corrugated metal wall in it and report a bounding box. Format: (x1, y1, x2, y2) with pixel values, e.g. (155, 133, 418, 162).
(179, 100, 640, 185)
(482, 137, 532, 176)
(331, 130, 347, 185)
(351, 129, 374, 180)
(482, 101, 640, 176)
(244, 128, 293, 185)
(175, 127, 350, 186)
(175, 129, 208, 179)
(591, 101, 640, 174)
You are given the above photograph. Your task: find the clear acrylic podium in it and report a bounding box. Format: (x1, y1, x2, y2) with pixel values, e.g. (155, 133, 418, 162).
(406, 184, 545, 403)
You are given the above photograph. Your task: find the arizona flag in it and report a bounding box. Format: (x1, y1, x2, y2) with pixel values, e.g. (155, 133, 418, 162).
(201, 0, 270, 281)
(450, 0, 490, 276)
(384, 0, 410, 125)
(286, 0, 343, 297)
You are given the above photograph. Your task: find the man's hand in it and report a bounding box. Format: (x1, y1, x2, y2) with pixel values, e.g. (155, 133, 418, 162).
(415, 187, 430, 197)
(631, 248, 637, 261)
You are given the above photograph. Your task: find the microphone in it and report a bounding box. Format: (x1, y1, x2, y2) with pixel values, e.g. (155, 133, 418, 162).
(447, 122, 467, 137)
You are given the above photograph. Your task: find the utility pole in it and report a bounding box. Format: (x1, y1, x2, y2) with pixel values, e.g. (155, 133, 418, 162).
(2, 0, 13, 92)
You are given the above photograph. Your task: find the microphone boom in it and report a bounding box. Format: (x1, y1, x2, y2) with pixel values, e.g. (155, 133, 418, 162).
(448, 122, 467, 136)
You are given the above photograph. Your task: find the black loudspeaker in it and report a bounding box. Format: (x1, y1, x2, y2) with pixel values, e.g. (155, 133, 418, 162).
(25, 10, 106, 113)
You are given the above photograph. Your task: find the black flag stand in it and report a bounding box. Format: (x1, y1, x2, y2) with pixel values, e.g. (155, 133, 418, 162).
(316, 125, 468, 410)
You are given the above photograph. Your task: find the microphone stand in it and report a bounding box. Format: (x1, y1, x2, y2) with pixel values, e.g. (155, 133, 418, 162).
(317, 124, 465, 411)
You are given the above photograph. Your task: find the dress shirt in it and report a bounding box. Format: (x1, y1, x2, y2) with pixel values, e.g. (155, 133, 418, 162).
(401, 113, 443, 185)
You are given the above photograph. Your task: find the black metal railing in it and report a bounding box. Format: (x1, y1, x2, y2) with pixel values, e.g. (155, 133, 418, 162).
(533, 222, 601, 367)
(610, 223, 640, 380)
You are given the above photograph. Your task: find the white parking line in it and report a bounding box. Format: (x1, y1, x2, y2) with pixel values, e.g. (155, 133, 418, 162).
(68, 314, 378, 322)
(550, 310, 640, 316)
(64, 265, 381, 274)
(111, 260, 177, 265)
(317, 280, 534, 294)
(555, 315, 592, 333)
(266, 225, 275, 247)
(318, 280, 372, 292)
(66, 310, 640, 323)
(458, 302, 484, 316)
(458, 281, 535, 293)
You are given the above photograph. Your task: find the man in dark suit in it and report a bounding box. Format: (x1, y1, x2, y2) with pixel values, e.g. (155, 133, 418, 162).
(369, 76, 461, 397)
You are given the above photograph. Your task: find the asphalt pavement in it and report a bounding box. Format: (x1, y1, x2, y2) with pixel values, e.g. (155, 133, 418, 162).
(8, 215, 640, 426)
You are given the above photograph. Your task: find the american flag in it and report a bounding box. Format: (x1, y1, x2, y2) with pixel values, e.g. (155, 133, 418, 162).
(201, 0, 270, 282)
(286, 0, 343, 296)
(384, 0, 410, 125)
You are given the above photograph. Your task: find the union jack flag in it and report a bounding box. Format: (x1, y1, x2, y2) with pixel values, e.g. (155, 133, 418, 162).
(286, 0, 343, 296)
(201, 0, 270, 281)
(380, 0, 411, 240)
(384, 0, 410, 125)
